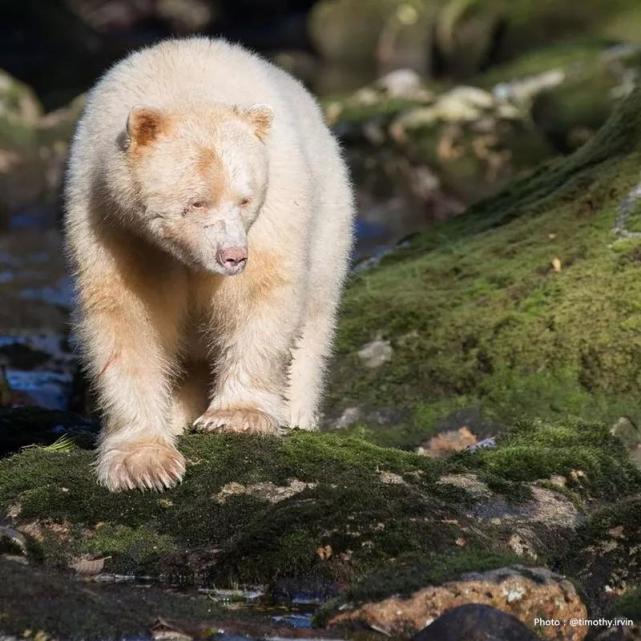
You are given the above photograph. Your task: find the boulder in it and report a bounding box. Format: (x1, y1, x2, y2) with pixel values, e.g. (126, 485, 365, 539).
(328, 566, 586, 640)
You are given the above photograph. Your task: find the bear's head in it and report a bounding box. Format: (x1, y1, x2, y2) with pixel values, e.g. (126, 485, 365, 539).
(123, 102, 272, 275)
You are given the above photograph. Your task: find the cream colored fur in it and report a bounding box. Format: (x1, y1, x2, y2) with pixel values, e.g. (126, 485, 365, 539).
(64, 37, 354, 492)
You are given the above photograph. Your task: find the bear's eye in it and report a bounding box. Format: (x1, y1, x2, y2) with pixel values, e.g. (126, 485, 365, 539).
(239, 197, 251, 207)
(189, 199, 207, 211)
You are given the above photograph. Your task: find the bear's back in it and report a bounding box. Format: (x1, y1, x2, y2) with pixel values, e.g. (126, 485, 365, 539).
(81, 38, 323, 153)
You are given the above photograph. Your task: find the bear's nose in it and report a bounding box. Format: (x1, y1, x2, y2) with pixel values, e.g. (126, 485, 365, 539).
(217, 246, 248, 269)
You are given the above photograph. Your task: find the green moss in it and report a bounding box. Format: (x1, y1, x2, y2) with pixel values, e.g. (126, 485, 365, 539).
(85, 524, 178, 574)
(315, 548, 528, 625)
(463, 418, 641, 497)
(1, 432, 472, 586)
(478, 40, 608, 87)
(346, 549, 527, 602)
(328, 89, 641, 446)
(1, 412, 637, 590)
(490, 0, 639, 59)
(325, 96, 423, 126)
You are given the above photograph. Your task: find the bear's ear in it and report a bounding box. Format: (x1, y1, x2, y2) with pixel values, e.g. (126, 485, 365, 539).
(236, 104, 273, 141)
(126, 106, 166, 148)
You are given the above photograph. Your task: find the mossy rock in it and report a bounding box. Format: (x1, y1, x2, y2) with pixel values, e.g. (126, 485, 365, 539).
(433, 0, 641, 77)
(6, 54, 641, 638)
(494, 0, 641, 59)
(0, 68, 42, 127)
(331, 39, 641, 226)
(309, 0, 434, 73)
(331, 88, 554, 215)
(0, 411, 638, 598)
(0, 69, 44, 217)
(310, 0, 641, 81)
(0, 70, 83, 216)
(327, 86, 641, 451)
(561, 497, 641, 612)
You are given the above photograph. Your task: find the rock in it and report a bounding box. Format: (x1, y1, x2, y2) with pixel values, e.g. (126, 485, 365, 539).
(332, 75, 553, 222)
(376, 0, 435, 76)
(610, 416, 641, 470)
(212, 479, 317, 505)
(309, 0, 433, 76)
(328, 86, 641, 462)
(434, 1, 504, 78)
(485, 42, 641, 153)
(431, 0, 641, 79)
(0, 70, 45, 219)
(412, 603, 542, 640)
(309, 0, 397, 66)
(377, 69, 428, 100)
(0, 427, 499, 588)
(328, 566, 588, 641)
(0, 69, 42, 124)
(0, 416, 605, 599)
(332, 406, 362, 429)
(493, 70, 566, 107)
(357, 338, 393, 368)
(561, 497, 641, 612)
(437, 473, 493, 499)
(0, 70, 83, 218)
(0, 525, 28, 557)
(595, 627, 641, 641)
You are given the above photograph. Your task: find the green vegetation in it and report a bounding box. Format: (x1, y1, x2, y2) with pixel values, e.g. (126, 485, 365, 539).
(1, 413, 638, 592)
(328, 88, 641, 454)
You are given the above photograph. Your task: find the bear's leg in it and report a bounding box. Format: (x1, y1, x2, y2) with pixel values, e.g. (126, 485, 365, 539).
(286, 298, 339, 429)
(286, 172, 354, 428)
(76, 252, 186, 491)
(169, 360, 210, 434)
(194, 278, 300, 434)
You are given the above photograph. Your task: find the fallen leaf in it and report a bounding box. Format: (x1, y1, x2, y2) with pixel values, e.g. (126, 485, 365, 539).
(70, 556, 110, 576)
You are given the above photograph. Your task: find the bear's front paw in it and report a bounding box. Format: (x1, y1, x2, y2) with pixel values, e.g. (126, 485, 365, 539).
(193, 408, 279, 435)
(96, 438, 186, 492)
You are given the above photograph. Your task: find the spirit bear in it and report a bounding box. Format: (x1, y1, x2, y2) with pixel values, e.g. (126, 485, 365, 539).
(64, 38, 354, 492)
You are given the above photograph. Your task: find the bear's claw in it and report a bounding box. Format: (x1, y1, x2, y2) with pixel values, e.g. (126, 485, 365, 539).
(193, 407, 279, 435)
(97, 439, 185, 492)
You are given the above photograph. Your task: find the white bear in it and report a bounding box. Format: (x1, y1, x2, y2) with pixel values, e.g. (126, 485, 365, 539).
(64, 37, 354, 492)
